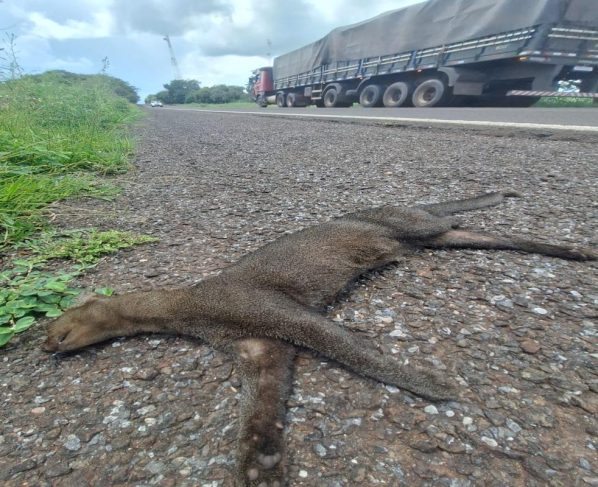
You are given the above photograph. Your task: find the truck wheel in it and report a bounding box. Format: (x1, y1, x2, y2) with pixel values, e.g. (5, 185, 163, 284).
(286, 93, 296, 107)
(323, 87, 340, 107)
(359, 85, 384, 107)
(412, 79, 448, 107)
(257, 95, 268, 108)
(383, 82, 410, 107)
(276, 93, 286, 107)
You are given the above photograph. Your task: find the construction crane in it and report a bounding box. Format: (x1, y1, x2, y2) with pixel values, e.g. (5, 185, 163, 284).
(163, 35, 182, 80)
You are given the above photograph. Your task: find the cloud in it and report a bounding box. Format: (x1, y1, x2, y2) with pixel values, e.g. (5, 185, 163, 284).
(0, 0, 422, 98)
(179, 52, 268, 87)
(27, 10, 114, 39)
(112, 0, 231, 36)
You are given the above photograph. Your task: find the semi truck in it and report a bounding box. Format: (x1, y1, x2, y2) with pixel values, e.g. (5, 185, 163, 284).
(248, 0, 598, 108)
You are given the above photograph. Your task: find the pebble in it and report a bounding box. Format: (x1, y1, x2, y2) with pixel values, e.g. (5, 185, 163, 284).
(314, 443, 327, 457)
(424, 405, 439, 415)
(520, 339, 541, 354)
(481, 436, 498, 448)
(532, 307, 548, 315)
(580, 458, 591, 470)
(463, 417, 474, 426)
(64, 434, 81, 451)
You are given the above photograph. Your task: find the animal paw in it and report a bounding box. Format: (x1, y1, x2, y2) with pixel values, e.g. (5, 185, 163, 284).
(236, 430, 286, 487)
(245, 452, 284, 487)
(566, 247, 597, 261)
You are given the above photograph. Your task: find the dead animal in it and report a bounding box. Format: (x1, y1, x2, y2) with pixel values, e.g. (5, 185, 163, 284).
(43, 191, 596, 486)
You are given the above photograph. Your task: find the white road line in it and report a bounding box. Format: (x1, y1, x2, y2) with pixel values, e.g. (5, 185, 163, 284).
(166, 107, 598, 133)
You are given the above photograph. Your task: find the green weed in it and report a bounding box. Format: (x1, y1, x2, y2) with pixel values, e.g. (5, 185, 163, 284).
(536, 97, 595, 108)
(19, 229, 158, 265)
(0, 262, 81, 346)
(1, 229, 156, 347)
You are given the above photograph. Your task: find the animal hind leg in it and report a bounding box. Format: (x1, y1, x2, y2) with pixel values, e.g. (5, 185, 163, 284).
(237, 292, 457, 401)
(417, 190, 521, 217)
(233, 338, 295, 487)
(418, 229, 596, 261)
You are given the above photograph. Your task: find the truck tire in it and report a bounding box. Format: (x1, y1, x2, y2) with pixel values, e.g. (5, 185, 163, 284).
(286, 93, 307, 107)
(412, 79, 448, 107)
(323, 87, 340, 107)
(382, 82, 410, 107)
(359, 84, 384, 107)
(276, 93, 286, 107)
(257, 95, 268, 108)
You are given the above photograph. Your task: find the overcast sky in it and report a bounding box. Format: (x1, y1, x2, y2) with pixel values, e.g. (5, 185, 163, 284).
(0, 0, 419, 100)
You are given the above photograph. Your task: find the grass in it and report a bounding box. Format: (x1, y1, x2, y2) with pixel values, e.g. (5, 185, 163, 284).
(536, 97, 596, 108)
(0, 71, 149, 347)
(0, 72, 141, 246)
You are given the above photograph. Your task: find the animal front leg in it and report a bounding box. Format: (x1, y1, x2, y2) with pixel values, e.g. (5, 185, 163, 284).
(233, 338, 295, 487)
(418, 229, 596, 261)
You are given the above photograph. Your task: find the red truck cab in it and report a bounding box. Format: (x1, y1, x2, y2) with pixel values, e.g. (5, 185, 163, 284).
(248, 67, 273, 107)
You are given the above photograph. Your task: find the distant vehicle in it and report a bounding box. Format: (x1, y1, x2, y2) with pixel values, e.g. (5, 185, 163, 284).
(248, 0, 598, 108)
(150, 101, 163, 107)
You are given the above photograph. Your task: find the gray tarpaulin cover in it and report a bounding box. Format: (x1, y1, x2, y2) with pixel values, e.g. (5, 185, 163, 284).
(273, 0, 598, 79)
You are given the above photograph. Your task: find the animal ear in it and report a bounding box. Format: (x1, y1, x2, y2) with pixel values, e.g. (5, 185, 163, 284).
(72, 291, 99, 307)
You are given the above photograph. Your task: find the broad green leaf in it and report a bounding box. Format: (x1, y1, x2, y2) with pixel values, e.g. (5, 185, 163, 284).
(13, 316, 35, 333)
(34, 303, 59, 313)
(45, 308, 63, 318)
(40, 294, 61, 304)
(45, 281, 67, 292)
(0, 331, 14, 347)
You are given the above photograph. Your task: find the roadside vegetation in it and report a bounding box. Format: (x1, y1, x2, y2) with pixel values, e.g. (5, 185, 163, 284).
(146, 79, 250, 105)
(0, 61, 154, 346)
(536, 96, 595, 108)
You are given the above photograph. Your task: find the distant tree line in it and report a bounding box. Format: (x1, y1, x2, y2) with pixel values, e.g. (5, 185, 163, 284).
(146, 79, 249, 105)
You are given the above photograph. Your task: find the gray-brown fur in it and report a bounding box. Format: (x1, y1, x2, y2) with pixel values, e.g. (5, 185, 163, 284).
(43, 191, 596, 486)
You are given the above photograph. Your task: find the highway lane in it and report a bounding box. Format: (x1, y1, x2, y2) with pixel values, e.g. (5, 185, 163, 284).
(166, 105, 598, 132)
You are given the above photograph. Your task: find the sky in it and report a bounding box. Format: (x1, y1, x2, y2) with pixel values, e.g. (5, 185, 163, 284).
(0, 0, 419, 100)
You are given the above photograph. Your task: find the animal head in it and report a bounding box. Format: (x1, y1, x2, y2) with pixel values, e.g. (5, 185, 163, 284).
(42, 293, 117, 353)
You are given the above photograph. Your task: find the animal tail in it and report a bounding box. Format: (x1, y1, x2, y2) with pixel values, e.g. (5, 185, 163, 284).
(418, 190, 521, 216)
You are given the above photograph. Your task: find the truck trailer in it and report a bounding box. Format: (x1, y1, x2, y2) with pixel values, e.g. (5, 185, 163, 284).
(248, 0, 598, 108)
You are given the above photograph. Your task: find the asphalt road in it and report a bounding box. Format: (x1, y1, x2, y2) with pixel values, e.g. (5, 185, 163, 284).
(3, 109, 596, 487)
(167, 105, 598, 132)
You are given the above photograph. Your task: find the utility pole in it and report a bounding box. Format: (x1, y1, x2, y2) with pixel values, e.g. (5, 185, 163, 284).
(163, 35, 182, 80)
(266, 38, 272, 65)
